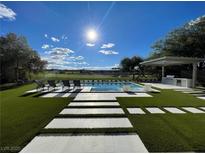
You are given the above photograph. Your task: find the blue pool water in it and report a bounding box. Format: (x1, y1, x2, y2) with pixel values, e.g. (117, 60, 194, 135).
(85, 82, 143, 92)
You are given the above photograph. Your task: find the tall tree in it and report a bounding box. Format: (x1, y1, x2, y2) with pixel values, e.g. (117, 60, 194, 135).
(0, 33, 47, 83)
(120, 57, 132, 72)
(150, 15, 205, 59)
(120, 56, 143, 72)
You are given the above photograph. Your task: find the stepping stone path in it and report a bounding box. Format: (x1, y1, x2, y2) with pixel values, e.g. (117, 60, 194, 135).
(60, 108, 124, 115)
(21, 100, 148, 153)
(200, 107, 205, 110)
(146, 107, 165, 114)
(21, 134, 147, 153)
(198, 97, 205, 100)
(182, 107, 205, 113)
(127, 108, 145, 114)
(68, 101, 120, 106)
(22, 87, 205, 153)
(41, 93, 59, 98)
(163, 107, 185, 114)
(74, 93, 152, 100)
(45, 118, 132, 128)
(127, 107, 205, 114)
(174, 88, 205, 100)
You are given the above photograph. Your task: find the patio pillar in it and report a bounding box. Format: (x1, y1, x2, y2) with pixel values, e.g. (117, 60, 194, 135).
(192, 63, 197, 88)
(162, 66, 165, 77)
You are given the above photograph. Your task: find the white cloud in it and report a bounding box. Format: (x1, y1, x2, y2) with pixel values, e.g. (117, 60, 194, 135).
(75, 56, 84, 60)
(61, 35, 68, 40)
(48, 47, 74, 56)
(41, 54, 89, 70)
(72, 64, 119, 70)
(99, 50, 118, 55)
(86, 43, 95, 47)
(41, 44, 49, 49)
(41, 46, 89, 70)
(69, 56, 84, 61)
(0, 4, 16, 20)
(44, 61, 118, 70)
(101, 43, 115, 49)
(44, 34, 48, 38)
(42, 53, 117, 70)
(75, 61, 89, 65)
(51, 37, 60, 42)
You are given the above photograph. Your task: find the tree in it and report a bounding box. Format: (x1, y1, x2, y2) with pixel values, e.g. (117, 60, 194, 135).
(120, 57, 132, 72)
(120, 56, 143, 72)
(25, 50, 47, 79)
(0, 33, 47, 83)
(148, 15, 205, 85)
(120, 56, 143, 79)
(150, 15, 205, 59)
(130, 56, 143, 70)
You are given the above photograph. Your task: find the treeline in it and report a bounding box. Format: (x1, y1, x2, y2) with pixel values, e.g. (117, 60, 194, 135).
(120, 15, 205, 71)
(0, 33, 47, 84)
(150, 15, 205, 59)
(120, 16, 205, 83)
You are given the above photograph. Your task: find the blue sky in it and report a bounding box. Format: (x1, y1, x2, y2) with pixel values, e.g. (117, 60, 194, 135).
(1, 1, 205, 70)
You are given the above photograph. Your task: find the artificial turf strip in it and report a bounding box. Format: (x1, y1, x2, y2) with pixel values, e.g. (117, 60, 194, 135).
(117, 90, 205, 152)
(55, 114, 126, 118)
(0, 84, 71, 152)
(40, 128, 136, 134)
(64, 106, 121, 108)
(128, 114, 205, 152)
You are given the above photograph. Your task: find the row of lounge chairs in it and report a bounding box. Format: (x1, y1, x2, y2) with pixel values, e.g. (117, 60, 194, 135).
(34, 79, 132, 91)
(35, 80, 81, 91)
(135, 78, 159, 83)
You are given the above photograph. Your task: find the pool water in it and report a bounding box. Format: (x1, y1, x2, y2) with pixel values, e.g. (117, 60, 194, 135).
(85, 82, 143, 92)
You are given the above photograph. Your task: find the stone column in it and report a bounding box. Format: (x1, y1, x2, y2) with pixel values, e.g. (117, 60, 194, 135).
(192, 63, 197, 88)
(162, 66, 165, 77)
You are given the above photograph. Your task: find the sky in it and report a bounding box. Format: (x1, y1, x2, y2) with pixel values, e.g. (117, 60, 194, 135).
(1, 1, 205, 70)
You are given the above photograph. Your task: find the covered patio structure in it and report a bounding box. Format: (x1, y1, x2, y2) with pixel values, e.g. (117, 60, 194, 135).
(140, 56, 205, 88)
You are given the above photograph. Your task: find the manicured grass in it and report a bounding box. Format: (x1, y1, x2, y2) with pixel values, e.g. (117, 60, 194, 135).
(31, 72, 131, 80)
(0, 84, 71, 152)
(117, 90, 205, 152)
(118, 89, 205, 107)
(1, 84, 205, 152)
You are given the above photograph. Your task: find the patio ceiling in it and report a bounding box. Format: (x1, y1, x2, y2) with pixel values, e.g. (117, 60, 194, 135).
(140, 56, 205, 66)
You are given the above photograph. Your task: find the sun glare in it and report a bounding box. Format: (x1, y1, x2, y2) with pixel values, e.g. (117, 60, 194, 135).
(86, 29, 98, 42)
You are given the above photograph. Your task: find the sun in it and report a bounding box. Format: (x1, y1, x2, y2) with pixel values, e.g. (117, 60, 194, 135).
(86, 29, 98, 42)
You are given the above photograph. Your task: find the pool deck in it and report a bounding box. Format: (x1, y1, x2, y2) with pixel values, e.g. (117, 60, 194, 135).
(142, 83, 191, 90)
(39, 92, 152, 99)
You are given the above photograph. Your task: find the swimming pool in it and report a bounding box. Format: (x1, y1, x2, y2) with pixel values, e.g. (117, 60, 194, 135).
(84, 82, 143, 92)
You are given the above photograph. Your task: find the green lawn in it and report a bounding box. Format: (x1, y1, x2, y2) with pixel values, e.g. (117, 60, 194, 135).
(0, 84, 205, 152)
(118, 90, 205, 152)
(31, 72, 132, 80)
(0, 84, 71, 152)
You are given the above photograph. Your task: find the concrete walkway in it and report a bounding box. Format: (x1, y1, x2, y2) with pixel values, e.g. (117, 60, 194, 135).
(40, 92, 152, 99)
(143, 83, 190, 90)
(59, 108, 125, 115)
(127, 107, 205, 114)
(21, 99, 148, 153)
(74, 93, 152, 100)
(21, 134, 148, 153)
(68, 101, 120, 106)
(45, 118, 132, 128)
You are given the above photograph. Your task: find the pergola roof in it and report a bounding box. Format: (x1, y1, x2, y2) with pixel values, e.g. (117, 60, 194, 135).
(140, 56, 205, 66)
